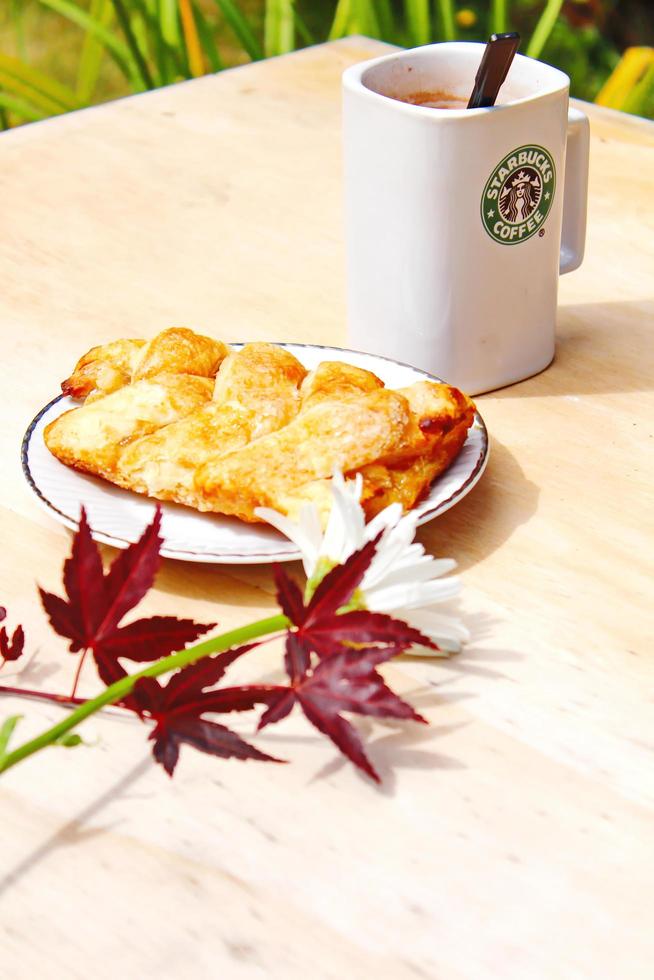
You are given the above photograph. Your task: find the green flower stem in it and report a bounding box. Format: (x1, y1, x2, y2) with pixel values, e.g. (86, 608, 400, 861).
(0, 613, 289, 775)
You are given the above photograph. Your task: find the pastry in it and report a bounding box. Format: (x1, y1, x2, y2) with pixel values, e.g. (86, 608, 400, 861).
(44, 373, 215, 479)
(270, 380, 475, 522)
(196, 386, 415, 521)
(60, 327, 228, 403)
(44, 328, 476, 526)
(114, 343, 306, 508)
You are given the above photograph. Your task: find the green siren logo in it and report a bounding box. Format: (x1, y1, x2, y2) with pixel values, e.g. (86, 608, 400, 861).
(482, 145, 556, 245)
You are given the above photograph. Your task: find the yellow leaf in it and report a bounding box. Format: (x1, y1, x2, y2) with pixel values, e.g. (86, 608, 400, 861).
(595, 47, 654, 110)
(179, 0, 205, 78)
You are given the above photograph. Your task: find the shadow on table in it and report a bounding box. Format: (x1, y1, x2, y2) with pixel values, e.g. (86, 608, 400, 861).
(307, 618, 526, 797)
(310, 720, 468, 797)
(0, 756, 152, 897)
(486, 298, 654, 399)
(418, 437, 539, 573)
(154, 556, 284, 608)
(405, 610, 524, 684)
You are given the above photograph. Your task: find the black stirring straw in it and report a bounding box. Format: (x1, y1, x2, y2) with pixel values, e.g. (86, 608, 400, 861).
(467, 32, 521, 109)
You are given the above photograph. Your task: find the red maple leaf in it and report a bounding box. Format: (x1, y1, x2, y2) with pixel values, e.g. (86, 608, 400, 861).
(274, 538, 438, 670)
(0, 607, 25, 666)
(126, 644, 283, 775)
(262, 542, 433, 781)
(258, 645, 426, 783)
(39, 508, 215, 694)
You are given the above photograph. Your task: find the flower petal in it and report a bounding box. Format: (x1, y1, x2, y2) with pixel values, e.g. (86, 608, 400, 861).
(361, 513, 422, 590)
(407, 608, 470, 641)
(364, 502, 403, 542)
(371, 556, 458, 590)
(403, 608, 470, 653)
(260, 468, 468, 658)
(366, 575, 462, 612)
(320, 471, 365, 565)
(255, 504, 322, 577)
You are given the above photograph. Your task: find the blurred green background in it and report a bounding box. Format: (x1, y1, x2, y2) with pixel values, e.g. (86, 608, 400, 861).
(1, 0, 653, 128)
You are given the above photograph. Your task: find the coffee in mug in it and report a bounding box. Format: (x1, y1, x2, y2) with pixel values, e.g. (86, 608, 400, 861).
(342, 43, 590, 394)
(392, 90, 468, 109)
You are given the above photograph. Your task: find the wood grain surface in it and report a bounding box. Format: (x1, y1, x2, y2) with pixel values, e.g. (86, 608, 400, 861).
(0, 37, 652, 980)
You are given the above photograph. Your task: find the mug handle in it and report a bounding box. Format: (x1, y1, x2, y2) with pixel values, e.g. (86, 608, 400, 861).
(560, 105, 590, 274)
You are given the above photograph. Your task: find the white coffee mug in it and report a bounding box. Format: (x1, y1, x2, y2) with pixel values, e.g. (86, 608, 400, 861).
(342, 43, 590, 394)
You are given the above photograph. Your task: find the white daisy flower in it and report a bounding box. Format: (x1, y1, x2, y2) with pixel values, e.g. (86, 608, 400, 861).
(256, 471, 469, 655)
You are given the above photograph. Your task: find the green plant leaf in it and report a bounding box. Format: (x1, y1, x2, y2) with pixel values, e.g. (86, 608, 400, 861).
(405, 0, 430, 46)
(192, 1, 224, 72)
(622, 58, 654, 119)
(264, 0, 295, 58)
(328, 0, 384, 39)
(490, 0, 507, 36)
(526, 0, 565, 61)
(373, 0, 394, 42)
(112, 0, 157, 88)
(76, 0, 114, 103)
(328, 0, 351, 40)
(131, 6, 154, 70)
(0, 73, 65, 117)
(0, 90, 49, 123)
(435, 0, 457, 42)
(354, 0, 381, 38)
(293, 6, 314, 47)
(36, 0, 142, 89)
(10, 0, 27, 61)
(158, 0, 181, 46)
(212, 0, 262, 62)
(0, 715, 22, 759)
(0, 51, 80, 113)
(131, 0, 185, 85)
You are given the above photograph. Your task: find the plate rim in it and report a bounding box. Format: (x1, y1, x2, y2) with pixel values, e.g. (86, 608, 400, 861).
(21, 342, 489, 563)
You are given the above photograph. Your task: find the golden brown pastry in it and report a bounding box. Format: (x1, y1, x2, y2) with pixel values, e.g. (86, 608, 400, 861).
(195, 386, 417, 522)
(194, 360, 397, 520)
(299, 360, 384, 408)
(114, 343, 306, 507)
(132, 327, 228, 382)
(358, 382, 475, 517)
(275, 381, 475, 522)
(61, 339, 146, 401)
(361, 381, 475, 518)
(45, 330, 476, 528)
(60, 327, 228, 403)
(44, 374, 214, 480)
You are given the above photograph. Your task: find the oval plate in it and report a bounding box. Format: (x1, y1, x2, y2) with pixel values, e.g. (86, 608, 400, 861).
(22, 343, 489, 564)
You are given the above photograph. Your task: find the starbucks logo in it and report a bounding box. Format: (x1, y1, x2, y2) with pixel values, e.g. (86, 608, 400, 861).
(481, 145, 556, 245)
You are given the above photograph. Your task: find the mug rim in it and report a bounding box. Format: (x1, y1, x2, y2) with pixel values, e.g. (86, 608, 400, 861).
(342, 41, 570, 117)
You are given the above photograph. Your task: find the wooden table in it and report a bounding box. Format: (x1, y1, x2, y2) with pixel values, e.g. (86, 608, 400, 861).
(1, 37, 652, 979)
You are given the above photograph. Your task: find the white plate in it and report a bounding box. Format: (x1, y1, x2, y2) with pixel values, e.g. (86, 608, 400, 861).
(22, 343, 489, 564)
